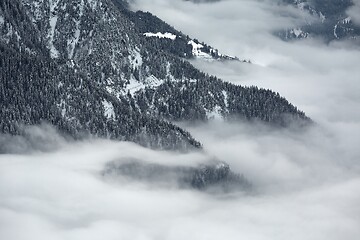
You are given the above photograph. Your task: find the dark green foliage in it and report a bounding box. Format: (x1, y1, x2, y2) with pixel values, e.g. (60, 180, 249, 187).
(0, 0, 310, 151)
(0, 42, 201, 149)
(135, 77, 308, 126)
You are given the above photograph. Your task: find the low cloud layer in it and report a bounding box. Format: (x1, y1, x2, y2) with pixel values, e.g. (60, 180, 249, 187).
(131, 0, 315, 56)
(1, 122, 359, 239)
(1, 0, 359, 239)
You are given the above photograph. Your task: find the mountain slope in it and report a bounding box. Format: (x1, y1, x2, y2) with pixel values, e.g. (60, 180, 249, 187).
(0, 0, 309, 150)
(121, 9, 239, 61)
(280, 0, 360, 41)
(0, 0, 202, 150)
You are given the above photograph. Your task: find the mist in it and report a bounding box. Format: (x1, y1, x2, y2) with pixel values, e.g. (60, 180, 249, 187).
(1, 122, 359, 239)
(347, 0, 360, 25)
(1, 0, 360, 239)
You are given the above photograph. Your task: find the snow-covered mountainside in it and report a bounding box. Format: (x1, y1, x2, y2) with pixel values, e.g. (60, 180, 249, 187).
(121, 9, 240, 61)
(0, 0, 309, 151)
(280, 0, 360, 42)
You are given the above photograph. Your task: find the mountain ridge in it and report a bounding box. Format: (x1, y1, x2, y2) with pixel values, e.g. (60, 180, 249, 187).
(0, 0, 309, 151)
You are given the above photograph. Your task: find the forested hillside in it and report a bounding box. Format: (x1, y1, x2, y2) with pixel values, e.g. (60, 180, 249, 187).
(0, 0, 309, 150)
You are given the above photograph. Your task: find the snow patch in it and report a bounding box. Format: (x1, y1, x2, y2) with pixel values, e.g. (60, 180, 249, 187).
(222, 90, 228, 108)
(32, 1, 43, 22)
(129, 48, 143, 69)
(342, 17, 351, 24)
(48, 15, 59, 58)
(291, 28, 304, 38)
(0, 16, 4, 25)
(125, 77, 146, 95)
(125, 75, 163, 96)
(215, 162, 227, 170)
(188, 40, 213, 60)
(319, 12, 326, 23)
(145, 75, 163, 88)
(49, 0, 60, 12)
(144, 32, 177, 40)
(102, 100, 116, 120)
(67, 0, 84, 59)
(334, 17, 351, 39)
(88, 0, 98, 10)
(105, 86, 122, 100)
(334, 24, 339, 39)
(206, 106, 223, 121)
(57, 99, 66, 118)
(105, 86, 115, 95)
(166, 62, 175, 81)
(48, 0, 62, 58)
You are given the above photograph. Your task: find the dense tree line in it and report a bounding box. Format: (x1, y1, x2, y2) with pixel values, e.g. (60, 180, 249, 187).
(1, 0, 309, 151)
(122, 9, 236, 60)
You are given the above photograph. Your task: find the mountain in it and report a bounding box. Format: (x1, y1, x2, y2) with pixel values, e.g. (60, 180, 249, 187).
(104, 159, 251, 192)
(117, 5, 240, 61)
(280, 0, 360, 42)
(0, 0, 309, 151)
(185, 0, 360, 42)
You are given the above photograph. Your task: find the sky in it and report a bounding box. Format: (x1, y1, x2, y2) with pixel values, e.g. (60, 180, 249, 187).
(1, 0, 360, 239)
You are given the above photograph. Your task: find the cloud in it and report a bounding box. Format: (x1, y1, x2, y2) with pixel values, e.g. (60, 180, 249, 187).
(347, 0, 360, 26)
(1, 134, 359, 240)
(0, 124, 67, 154)
(130, 0, 316, 55)
(1, 0, 359, 239)
(130, 0, 360, 238)
(130, 0, 360, 120)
